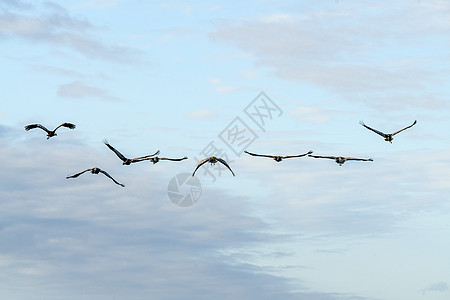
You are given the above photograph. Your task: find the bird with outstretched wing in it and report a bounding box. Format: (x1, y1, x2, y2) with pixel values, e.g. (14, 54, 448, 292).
(192, 156, 235, 176)
(104, 140, 159, 165)
(244, 150, 313, 162)
(359, 120, 417, 143)
(66, 167, 125, 187)
(25, 122, 76, 139)
(309, 154, 373, 166)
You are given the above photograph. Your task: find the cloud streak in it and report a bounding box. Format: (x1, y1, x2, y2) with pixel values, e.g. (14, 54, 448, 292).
(58, 81, 122, 102)
(210, 1, 450, 111)
(0, 1, 140, 63)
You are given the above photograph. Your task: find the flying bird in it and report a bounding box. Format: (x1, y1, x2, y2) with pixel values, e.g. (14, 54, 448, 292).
(66, 167, 125, 187)
(104, 140, 159, 165)
(192, 156, 235, 177)
(308, 154, 373, 166)
(24, 122, 76, 139)
(137, 156, 188, 164)
(244, 150, 313, 162)
(359, 120, 417, 143)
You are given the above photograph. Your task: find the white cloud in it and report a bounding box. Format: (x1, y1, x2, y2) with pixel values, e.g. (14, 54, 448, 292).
(210, 1, 450, 111)
(186, 109, 218, 120)
(58, 81, 122, 102)
(0, 2, 141, 63)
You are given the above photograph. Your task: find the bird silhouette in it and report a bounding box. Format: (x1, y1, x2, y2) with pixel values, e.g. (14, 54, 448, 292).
(359, 120, 417, 143)
(25, 122, 76, 139)
(192, 156, 235, 176)
(308, 154, 373, 166)
(104, 140, 159, 165)
(66, 167, 124, 187)
(244, 150, 313, 162)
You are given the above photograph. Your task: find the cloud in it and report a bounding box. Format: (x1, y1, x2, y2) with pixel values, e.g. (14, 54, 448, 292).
(186, 109, 218, 120)
(58, 81, 122, 102)
(0, 133, 379, 300)
(420, 282, 449, 294)
(288, 106, 333, 124)
(208, 77, 245, 93)
(0, 1, 141, 63)
(210, 2, 450, 111)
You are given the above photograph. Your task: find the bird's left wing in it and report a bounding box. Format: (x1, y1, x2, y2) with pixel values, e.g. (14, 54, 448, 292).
(98, 169, 125, 187)
(391, 120, 417, 136)
(55, 122, 76, 131)
(216, 158, 235, 176)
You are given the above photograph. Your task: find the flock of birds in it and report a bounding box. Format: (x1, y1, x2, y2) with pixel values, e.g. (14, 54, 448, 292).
(24, 120, 418, 187)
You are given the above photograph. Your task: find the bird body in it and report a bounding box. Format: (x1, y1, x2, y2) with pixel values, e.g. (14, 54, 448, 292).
(359, 120, 417, 143)
(192, 156, 235, 176)
(308, 154, 373, 166)
(244, 150, 313, 162)
(66, 167, 124, 187)
(104, 140, 159, 165)
(25, 122, 76, 139)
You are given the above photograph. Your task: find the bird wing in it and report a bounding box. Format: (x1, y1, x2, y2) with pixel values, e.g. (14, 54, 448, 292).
(132, 150, 160, 161)
(391, 120, 417, 136)
(159, 156, 188, 161)
(281, 150, 314, 159)
(66, 168, 92, 179)
(359, 121, 388, 138)
(104, 140, 128, 162)
(244, 150, 275, 158)
(98, 169, 125, 187)
(345, 157, 373, 162)
(216, 158, 235, 176)
(24, 124, 50, 133)
(192, 157, 211, 176)
(54, 122, 76, 131)
(308, 154, 337, 160)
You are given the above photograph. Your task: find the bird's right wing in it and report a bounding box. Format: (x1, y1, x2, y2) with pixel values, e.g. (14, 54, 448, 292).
(24, 124, 50, 133)
(359, 121, 387, 138)
(216, 158, 235, 176)
(133, 150, 160, 161)
(160, 156, 188, 161)
(104, 140, 127, 162)
(98, 169, 125, 187)
(244, 150, 275, 158)
(66, 169, 91, 179)
(346, 157, 373, 162)
(282, 150, 314, 159)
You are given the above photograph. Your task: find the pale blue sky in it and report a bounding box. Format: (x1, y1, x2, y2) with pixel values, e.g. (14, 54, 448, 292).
(1, 0, 449, 299)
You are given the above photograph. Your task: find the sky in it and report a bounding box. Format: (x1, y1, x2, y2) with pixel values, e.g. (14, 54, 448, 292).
(1, 0, 449, 299)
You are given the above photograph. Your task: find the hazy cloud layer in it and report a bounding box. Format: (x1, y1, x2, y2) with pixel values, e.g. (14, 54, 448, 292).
(0, 1, 140, 63)
(210, 1, 450, 110)
(0, 135, 376, 300)
(58, 81, 122, 102)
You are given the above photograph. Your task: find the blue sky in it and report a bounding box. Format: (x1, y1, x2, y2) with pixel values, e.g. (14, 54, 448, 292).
(1, 0, 449, 299)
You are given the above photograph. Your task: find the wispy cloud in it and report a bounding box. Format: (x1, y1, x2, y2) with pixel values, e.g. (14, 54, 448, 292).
(420, 282, 449, 294)
(0, 1, 141, 63)
(208, 77, 245, 93)
(58, 81, 122, 102)
(210, 2, 450, 111)
(0, 137, 374, 300)
(186, 109, 218, 120)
